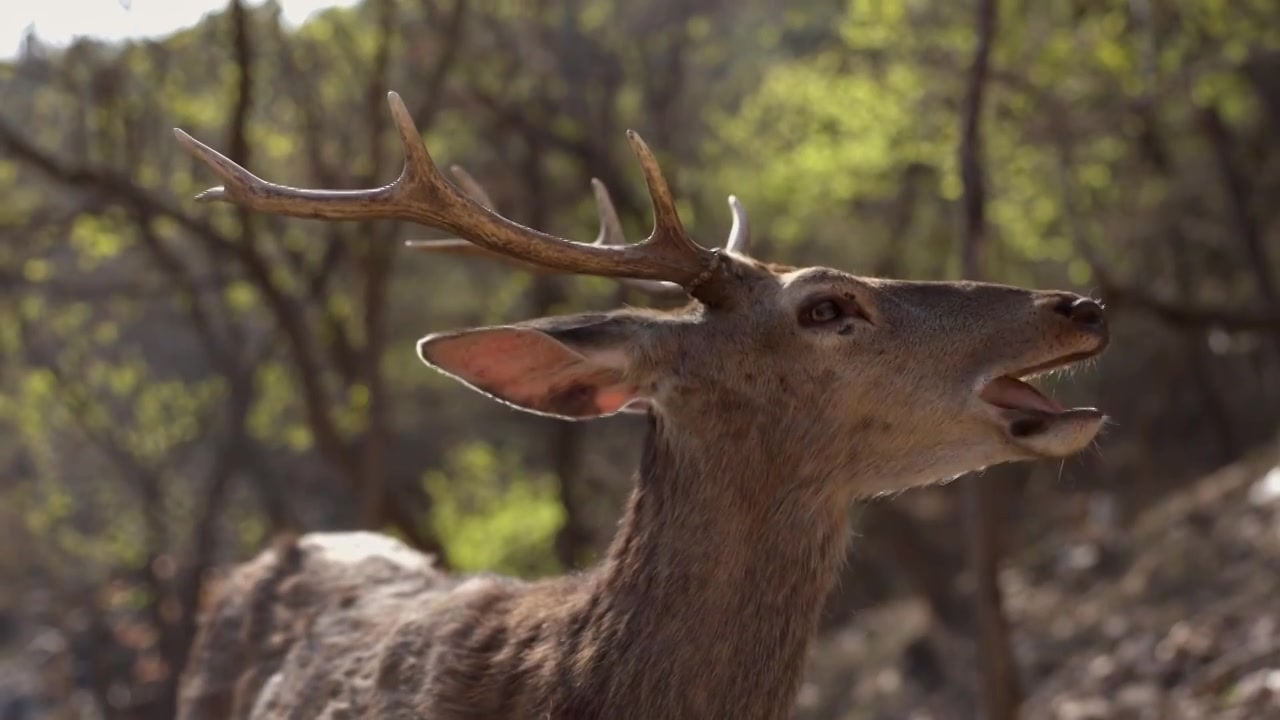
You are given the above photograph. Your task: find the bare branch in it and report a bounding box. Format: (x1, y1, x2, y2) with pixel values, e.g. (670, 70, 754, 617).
(1047, 97, 1277, 333)
(1197, 104, 1280, 349)
(956, 0, 1023, 716)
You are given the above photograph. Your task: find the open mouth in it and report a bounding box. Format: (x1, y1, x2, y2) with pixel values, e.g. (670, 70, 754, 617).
(979, 351, 1096, 415)
(977, 351, 1104, 451)
(980, 375, 1065, 416)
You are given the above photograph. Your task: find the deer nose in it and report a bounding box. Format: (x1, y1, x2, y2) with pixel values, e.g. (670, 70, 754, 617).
(1052, 296, 1106, 331)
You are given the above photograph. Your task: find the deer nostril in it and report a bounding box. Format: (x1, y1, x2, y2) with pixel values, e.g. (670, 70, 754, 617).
(1054, 296, 1106, 329)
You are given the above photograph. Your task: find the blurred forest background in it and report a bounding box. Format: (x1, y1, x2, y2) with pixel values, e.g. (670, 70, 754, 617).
(2, 0, 1279, 718)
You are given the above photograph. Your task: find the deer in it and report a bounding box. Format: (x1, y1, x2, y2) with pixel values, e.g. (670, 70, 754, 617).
(172, 91, 1109, 720)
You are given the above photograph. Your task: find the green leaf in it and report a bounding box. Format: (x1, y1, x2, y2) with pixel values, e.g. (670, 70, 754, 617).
(225, 281, 259, 313)
(23, 258, 51, 282)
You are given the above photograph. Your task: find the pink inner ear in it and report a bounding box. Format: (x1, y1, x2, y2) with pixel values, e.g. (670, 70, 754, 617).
(424, 328, 640, 419)
(595, 388, 638, 415)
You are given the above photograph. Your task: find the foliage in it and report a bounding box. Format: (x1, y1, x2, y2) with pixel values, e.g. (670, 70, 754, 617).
(425, 443, 565, 577)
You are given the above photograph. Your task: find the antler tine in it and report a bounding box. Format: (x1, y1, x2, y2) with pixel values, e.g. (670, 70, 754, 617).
(408, 175, 688, 298)
(173, 92, 445, 218)
(447, 165, 496, 209)
(403, 165, 528, 264)
(590, 178, 686, 297)
(725, 195, 751, 255)
(622, 131, 718, 277)
(406, 171, 625, 274)
(176, 91, 722, 293)
(589, 178, 626, 247)
(595, 184, 754, 297)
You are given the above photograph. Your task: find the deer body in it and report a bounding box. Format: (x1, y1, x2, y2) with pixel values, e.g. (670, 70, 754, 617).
(173, 92, 1110, 719)
(183, 413, 848, 719)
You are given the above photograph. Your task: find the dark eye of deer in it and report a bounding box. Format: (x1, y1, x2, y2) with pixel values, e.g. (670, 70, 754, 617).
(805, 300, 843, 325)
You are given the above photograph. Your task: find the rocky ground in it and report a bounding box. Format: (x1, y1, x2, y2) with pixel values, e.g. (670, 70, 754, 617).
(800, 436, 1280, 720)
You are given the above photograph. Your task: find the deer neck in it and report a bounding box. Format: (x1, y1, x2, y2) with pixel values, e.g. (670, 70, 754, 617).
(568, 412, 852, 718)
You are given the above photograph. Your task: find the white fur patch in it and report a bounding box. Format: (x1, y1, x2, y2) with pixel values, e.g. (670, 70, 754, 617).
(299, 532, 435, 570)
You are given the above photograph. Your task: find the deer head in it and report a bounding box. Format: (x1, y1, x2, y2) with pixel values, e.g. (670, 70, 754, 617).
(174, 91, 1107, 501)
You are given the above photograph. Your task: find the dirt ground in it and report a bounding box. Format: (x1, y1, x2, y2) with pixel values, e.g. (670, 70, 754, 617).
(799, 437, 1280, 720)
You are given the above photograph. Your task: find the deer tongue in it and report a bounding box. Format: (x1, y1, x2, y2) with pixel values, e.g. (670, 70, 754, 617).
(980, 376, 1065, 414)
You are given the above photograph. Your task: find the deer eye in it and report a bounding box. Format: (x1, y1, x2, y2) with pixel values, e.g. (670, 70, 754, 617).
(802, 299, 843, 326)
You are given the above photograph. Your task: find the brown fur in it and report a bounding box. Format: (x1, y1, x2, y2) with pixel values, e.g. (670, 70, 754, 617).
(177, 254, 1108, 719)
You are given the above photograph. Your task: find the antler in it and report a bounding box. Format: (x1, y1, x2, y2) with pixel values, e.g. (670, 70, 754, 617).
(402, 167, 626, 275)
(594, 191, 753, 297)
(173, 91, 724, 297)
(408, 168, 754, 298)
(399, 166, 550, 274)
(723, 196, 751, 256)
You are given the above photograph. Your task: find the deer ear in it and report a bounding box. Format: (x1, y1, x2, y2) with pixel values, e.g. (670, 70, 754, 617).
(417, 314, 652, 420)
